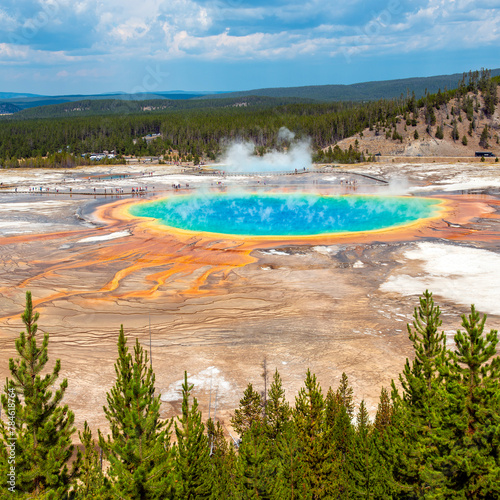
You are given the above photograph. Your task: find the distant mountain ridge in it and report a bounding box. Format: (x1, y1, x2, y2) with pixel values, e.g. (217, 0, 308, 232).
(1, 68, 499, 115)
(6, 95, 314, 119)
(0, 102, 21, 114)
(0, 91, 219, 111)
(199, 69, 500, 102)
(0, 92, 42, 99)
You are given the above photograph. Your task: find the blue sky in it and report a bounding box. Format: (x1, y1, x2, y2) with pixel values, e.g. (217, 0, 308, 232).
(0, 0, 499, 95)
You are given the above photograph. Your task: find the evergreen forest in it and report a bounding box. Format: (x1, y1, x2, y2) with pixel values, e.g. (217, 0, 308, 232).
(1, 289, 499, 499)
(0, 69, 497, 168)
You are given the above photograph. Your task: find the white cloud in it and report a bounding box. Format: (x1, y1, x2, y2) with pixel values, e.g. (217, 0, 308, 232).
(0, 43, 29, 60)
(0, 0, 499, 79)
(340, 0, 500, 57)
(153, 27, 345, 61)
(111, 20, 150, 42)
(0, 8, 18, 29)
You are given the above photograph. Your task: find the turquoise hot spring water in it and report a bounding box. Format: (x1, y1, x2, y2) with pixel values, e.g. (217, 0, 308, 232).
(129, 193, 441, 237)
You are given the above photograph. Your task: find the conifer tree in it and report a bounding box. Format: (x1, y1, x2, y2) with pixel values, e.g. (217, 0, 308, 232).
(206, 419, 238, 499)
(293, 369, 337, 498)
(351, 400, 393, 499)
(468, 120, 474, 136)
(174, 371, 212, 499)
(401, 290, 447, 407)
(443, 306, 500, 498)
(74, 422, 105, 499)
(336, 372, 355, 419)
(265, 370, 290, 441)
(331, 403, 354, 498)
(356, 400, 370, 433)
(321, 373, 356, 498)
(324, 387, 340, 429)
(237, 421, 274, 499)
(480, 124, 490, 148)
(372, 386, 408, 498)
(396, 290, 449, 496)
(273, 422, 301, 499)
(374, 387, 393, 435)
(231, 383, 263, 437)
(0, 291, 79, 498)
(99, 326, 174, 499)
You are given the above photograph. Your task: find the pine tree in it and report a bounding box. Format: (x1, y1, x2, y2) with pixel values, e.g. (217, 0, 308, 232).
(0, 291, 79, 498)
(480, 125, 489, 148)
(231, 383, 263, 437)
(265, 370, 290, 441)
(206, 419, 238, 499)
(401, 290, 447, 405)
(237, 421, 274, 499)
(324, 387, 340, 429)
(374, 387, 393, 436)
(293, 369, 337, 498)
(373, 387, 408, 498)
(443, 306, 500, 498)
(357, 400, 370, 433)
(174, 371, 212, 499)
(484, 79, 498, 116)
(273, 422, 302, 499)
(74, 422, 105, 499)
(331, 403, 354, 498)
(396, 290, 449, 496)
(336, 372, 355, 419)
(99, 326, 174, 499)
(351, 400, 393, 499)
(321, 373, 356, 498)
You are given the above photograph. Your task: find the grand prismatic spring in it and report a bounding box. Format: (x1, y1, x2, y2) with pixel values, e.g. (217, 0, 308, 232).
(0, 161, 500, 433)
(128, 193, 442, 236)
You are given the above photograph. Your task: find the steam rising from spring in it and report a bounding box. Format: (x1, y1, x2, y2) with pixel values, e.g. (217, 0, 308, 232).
(130, 194, 441, 236)
(277, 126, 296, 143)
(219, 127, 312, 173)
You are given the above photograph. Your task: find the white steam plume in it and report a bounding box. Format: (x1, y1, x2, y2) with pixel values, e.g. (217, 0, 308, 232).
(219, 128, 312, 173)
(277, 126, 295, 143)
(381, 177, 410, 196)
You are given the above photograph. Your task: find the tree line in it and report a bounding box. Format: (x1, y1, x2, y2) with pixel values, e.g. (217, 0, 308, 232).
(0, 99, 404, 165)
(1, 290, 499, 498)
(0, 70, 497, 167)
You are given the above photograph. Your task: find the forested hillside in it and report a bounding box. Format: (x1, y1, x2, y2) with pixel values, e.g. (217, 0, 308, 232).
(0, 103, 20, 114)
(0, 70, 498, 167)
(1, 290, 499, 498)
(0, 98, 404, 166)
(0, 91, 214, 112)
(201, 68, 500, 102)
(8, 95, 315, 119)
